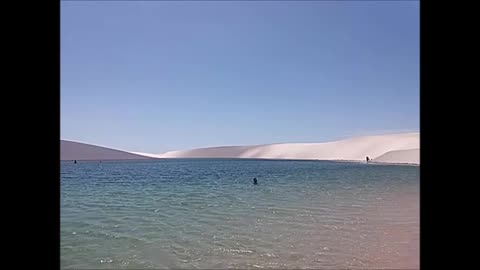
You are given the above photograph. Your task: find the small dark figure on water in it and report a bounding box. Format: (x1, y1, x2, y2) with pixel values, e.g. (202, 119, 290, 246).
(74, 160, 77, 164)
(366, 156, 370, 163)
(253, 177, 258, 185)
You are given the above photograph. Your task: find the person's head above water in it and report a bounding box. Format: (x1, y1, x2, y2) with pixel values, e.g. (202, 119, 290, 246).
(253, 177, 258, 184)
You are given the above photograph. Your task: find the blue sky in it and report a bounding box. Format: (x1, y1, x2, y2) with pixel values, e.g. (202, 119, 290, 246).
(61, 1, 419, 153)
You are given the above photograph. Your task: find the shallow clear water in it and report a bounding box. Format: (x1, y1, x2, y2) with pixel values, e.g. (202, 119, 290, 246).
(61, 159, 419, 269)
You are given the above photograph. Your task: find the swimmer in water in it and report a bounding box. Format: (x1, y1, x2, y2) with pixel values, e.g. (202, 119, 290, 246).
(253, 177, 258, 185)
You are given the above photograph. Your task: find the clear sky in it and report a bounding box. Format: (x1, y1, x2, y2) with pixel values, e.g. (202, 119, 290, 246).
(61, 1, 419, 153)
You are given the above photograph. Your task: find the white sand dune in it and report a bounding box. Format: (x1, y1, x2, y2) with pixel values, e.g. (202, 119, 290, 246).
(141, 133, 419, 164)
(371, 149, 419, 165)
(62, 132, 419, 164)
(61, 140, 153, 161)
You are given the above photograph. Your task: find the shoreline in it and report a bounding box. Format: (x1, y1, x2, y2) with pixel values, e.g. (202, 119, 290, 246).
(61, 157, 419, 166)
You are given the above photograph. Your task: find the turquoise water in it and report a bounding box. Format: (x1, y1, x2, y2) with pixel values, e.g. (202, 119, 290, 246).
(61, 159, 419, 269)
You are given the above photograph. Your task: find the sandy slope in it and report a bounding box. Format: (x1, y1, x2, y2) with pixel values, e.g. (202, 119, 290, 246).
(371, 149, 419, 165)
(135, 133, 419, 164)
(61, 140, 153, 161)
